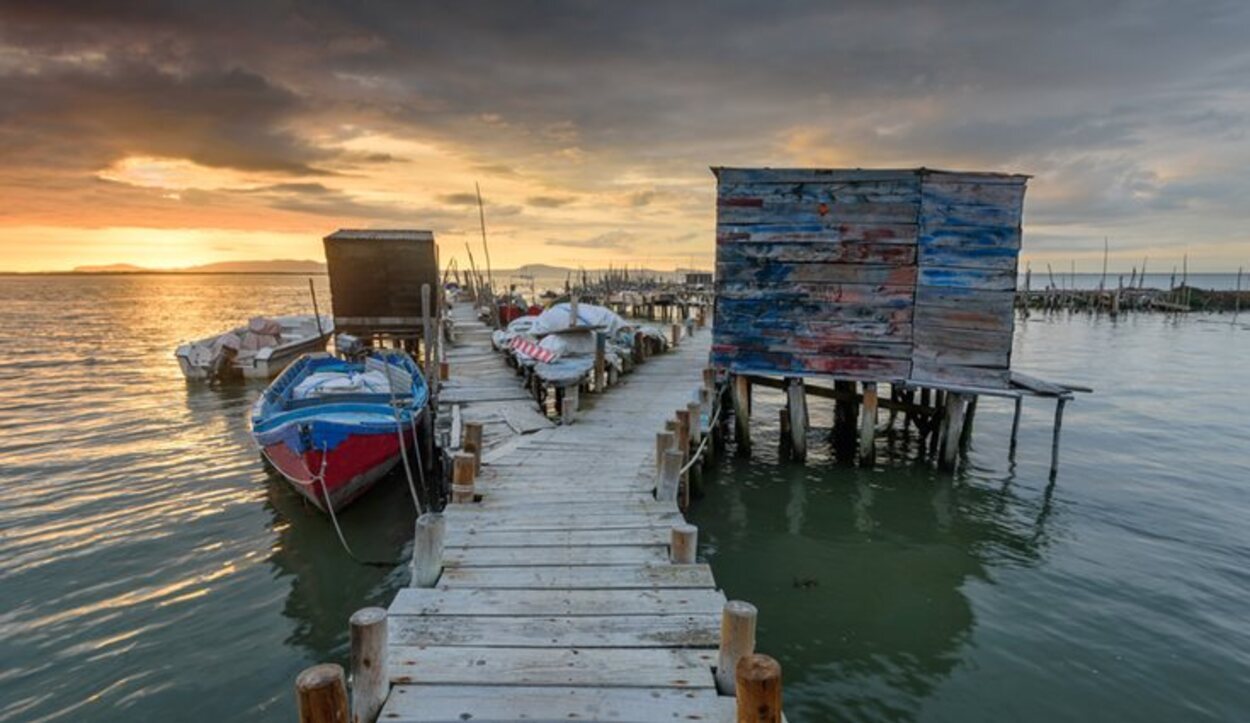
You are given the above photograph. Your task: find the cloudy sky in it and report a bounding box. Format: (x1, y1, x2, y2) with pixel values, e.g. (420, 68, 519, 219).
(2, 0, 1248, 272)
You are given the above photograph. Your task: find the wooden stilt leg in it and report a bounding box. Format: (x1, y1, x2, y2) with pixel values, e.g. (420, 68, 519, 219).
(859, 382, 877, 465)
(1050, 398, 1067, 479)
(786, 377, 807, 461)
(732, 375, 752, 457)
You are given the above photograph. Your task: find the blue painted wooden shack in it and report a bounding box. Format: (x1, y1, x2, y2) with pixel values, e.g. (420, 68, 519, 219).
(712, 167, 1028, 388)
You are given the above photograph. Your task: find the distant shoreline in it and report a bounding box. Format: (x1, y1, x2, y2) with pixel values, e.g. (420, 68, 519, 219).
(0, 270, 330, 276)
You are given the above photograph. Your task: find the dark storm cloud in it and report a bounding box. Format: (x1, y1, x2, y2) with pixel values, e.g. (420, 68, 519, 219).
(2, 0, 1250, 254)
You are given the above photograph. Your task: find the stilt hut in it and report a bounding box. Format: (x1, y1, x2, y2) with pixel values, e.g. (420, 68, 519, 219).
(323, 229, 440, 351)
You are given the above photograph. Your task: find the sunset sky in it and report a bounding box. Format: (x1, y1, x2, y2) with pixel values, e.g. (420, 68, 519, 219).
(2, 1, 1248, 272)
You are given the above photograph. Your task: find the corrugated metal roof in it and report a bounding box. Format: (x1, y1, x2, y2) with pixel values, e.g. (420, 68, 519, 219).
(324, 229, 434, 242)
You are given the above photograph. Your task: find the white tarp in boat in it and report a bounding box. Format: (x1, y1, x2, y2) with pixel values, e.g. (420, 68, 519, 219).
(532, 303, 627, 336)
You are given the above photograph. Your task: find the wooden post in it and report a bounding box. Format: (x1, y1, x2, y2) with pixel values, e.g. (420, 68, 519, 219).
(349, 608, 387, 723)
(938, 393, 967, 470)
(463, 421, 483, 475)
(735, 654, 782, 723)
(1009, 396, 1023, 453)
(858, 381, 877, 465)
(438, 361, 449, 381)
(670, 523, 697, 564)
(421, 284, 433, 394)
(451, 452, 475, 503)
(296, 664, 349, 723)
(675, 409, 691, 459)
(562, 393, 575, 425)
(410, 512, 444, 588)
(656, 431, 676, 474)
(658, 449, 683, 503)
(593, 331, 607, 392)
(959, 395, 978, 451)
(671, 323, 681, 347)
(570, 295, 579, 326)
(687, 400, 703, 451)
(785, 377, 807, 461)
(832, 380, 858, 457)
(732, 375, 752, 456)
(716, 600, 757, 695)
(1050, 397, 1067, 480)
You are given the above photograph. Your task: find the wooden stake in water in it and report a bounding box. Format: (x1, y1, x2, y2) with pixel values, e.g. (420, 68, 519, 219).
(308, 278, 325, 338)
(1235, 266, 1243, 325)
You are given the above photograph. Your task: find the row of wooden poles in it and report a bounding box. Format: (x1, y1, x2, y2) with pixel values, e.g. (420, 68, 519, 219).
(725, 375, 1065, 476)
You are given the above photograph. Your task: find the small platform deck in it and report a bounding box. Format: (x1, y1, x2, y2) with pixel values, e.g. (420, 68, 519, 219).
(379, 310, 745, 721)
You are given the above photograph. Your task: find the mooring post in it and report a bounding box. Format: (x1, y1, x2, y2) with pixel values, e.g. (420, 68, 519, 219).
(859, 381, 878, 465)
(438, 360, 449, 381)
(463, 421, 483, 475)
(785, 377, 807, 461)
(451, 452, 475, 503)
(732, 375, 752, 456)
(686, 400, 703, 451)
(410, 512, 444, 588)
(716, 600, 758, 695)
(1010, 396, 1023, 454)
(670, 523, 698, 564)
(658, 449, 683, 503)
(671, 323, 681, 348)
(832, 380, 857, 458)
(656, 431, 676, 474)
(296, 664, 349, 723)
(735, 654, 783, 723)
(349, 607, 388, 723)
(593, 331, 607, 392)
(1050, 397, 1067, 479)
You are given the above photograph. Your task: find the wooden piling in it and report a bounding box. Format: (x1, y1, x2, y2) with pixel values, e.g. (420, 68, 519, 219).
(716, 600, 757, 695)
(732, 375, 752, 456)
(1010, 396, 1023, 453)
(938, 393, 967, 470)
(671, 323, 681, 347)
(438, 360, 449, 381)
(593, 331, 607, 392)
(296, 664, 349, 723)
(785, 377, 807, 461)
(958, 396, 978, 451)
(451, 452, 475, 503)
(1050, 398, 1067, 479)
(656, 431, 675, 474)
(658, 449, 683, 503)
(463, 421, 483, 475)
(561, 396, 575, 425)
(349, 608, 388, 723)
(670, 523, 697, 564)
(410, 512, 444, 588)
(859, 382, 877, 465)
(735, 654, 782, 723)
(687, 401, 703, 450)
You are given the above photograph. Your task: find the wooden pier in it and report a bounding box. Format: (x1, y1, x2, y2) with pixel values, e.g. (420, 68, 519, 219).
(296, 303, 784, 722)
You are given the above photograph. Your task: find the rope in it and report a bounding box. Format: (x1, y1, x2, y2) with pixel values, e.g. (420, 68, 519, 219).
(679, 399, 723, 476)
(313, 444, 400, 568)
(382, 353, 425, 517)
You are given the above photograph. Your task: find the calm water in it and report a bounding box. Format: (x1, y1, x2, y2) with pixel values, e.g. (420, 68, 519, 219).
(1, 275, 1248, 722)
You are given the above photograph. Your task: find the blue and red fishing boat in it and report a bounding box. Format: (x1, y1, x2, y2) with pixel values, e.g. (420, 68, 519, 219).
(250, 350, 429, 513)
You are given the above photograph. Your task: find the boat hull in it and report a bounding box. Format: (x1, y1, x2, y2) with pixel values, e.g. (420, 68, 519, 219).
(261, 424, 418, 513)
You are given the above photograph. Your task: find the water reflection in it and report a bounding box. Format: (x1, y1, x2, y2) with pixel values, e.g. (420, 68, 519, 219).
(692, 391, 1055, 722)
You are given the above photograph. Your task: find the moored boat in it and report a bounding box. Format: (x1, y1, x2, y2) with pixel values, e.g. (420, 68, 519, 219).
(250, 350, 429, 513)
(175, 314, 334, 380)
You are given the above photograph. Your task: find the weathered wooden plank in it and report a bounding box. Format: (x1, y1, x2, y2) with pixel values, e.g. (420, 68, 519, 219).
(379, 684, 728, 723)
(718, 297, 912, 323)
(921, 198, 1021, 229)
(444, 528, 671, 548)
(914, 303, 1013, 334)
(445, 545, 667, 567)
(717, 262, 917, 286)
(716, 281, 915, 305)
(438, 564, 717, 590)
(719, 202, 919, 226)
(914, 325, 1012, 353)
(915, 285, 1015, 313)
(717, 178, 920, 203)
(913, 345, 1009, 367)
(911, 360, 1011, 388)
(390, 613, 720, 648)
(387, 646, 718, 688)
(717, 241, 916, 266)
(923, 170, 1029, 186)
(921, 178, 1027, 207)
(711, 336, 912, 360)
(711, 348, 911, 380)
(1010, 370, 1070, 396)
(390, 587, 728, 617)
(918, 244, 1019, 271)
(716, 222, 917, 245)
(917, 266, 1016, 291)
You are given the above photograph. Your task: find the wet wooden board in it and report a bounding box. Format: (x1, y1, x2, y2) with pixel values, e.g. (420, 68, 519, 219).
(387, 646, 718, 688)
(391, 588, 727, 617)
(379, 685, 734, 722)
(444, 545, 668, 567)
(438, 564, 717, 590)
(390, 614, 720, 648)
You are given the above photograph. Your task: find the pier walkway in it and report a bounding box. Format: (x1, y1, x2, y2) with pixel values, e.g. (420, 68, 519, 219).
(379, 311, 737, 721)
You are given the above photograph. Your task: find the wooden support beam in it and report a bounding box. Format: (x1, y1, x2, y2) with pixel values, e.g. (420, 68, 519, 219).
(1010, 396, 1023, 453)
(732, 375, 752, 456)
(785, 377, 807, 461)
(296, 664, 349, 723)
(735, 654, 782, 723)
(716, 600, 757, 695)
(350, 608, 388, 723)
(938, 393, 968, 470)
(411, 512, 445, 588)
(463, 421, 483, 475)
(859, 382, 877, 465)
(833, 380, 857, 457)
(959, 396, 978, 451)
(1050, 398, 1067, 480)
(670, 523, 697, 564)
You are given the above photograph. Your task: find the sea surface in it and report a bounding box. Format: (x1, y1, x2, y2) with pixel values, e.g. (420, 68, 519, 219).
(1, 274, 1248, 722)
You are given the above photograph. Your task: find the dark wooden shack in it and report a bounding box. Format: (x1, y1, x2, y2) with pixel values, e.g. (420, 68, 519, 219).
(323, 229, 440, 341)
(712, 167, 1027, 389)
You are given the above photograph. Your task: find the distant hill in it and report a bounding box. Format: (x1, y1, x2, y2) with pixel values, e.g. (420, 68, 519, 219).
(72, 259, 326, 274)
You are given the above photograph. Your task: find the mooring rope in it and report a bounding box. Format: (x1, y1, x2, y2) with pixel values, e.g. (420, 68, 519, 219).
(382, 354, 425, 518)
(313, 443, 400, 568)
(678, 399, 723, 476)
